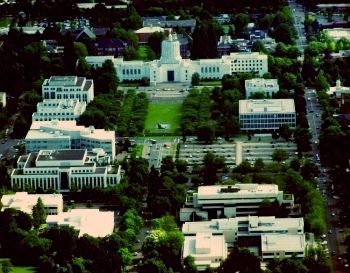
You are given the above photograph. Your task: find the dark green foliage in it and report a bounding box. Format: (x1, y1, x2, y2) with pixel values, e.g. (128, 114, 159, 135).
(32, 197, 47, 229)
(191, 19, 218, 59)
(217, 248, 262, 273)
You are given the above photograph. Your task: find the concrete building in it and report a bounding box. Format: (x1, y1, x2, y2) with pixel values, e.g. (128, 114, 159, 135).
(180, 184, 294, 222)
(245, 78, 279, 98)
(25, 120, 115, 160)
(182, 233, 228, 271)
(239, 99, 296, 131)
(86, 33, 268, 86)
(182, 216, 304, 245)
(181, 216, 305, 267)
(42, 76, 94, 104)
(47, 209, 114, 237)
(32, 99, 87, 122)
(323, 28, 350, 40)
(11, 149, 121, 192)
(261, 234, 306, 260)
(1, 192, 63, 215)
(327, 79, 350, 98)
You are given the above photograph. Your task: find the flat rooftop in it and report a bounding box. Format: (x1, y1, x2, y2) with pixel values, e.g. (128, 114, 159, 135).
(36, 149, 86, 161)
(197, 184, 279, 198)
(239, 99, 295, 114)
(245, 78, 278, 88)
(324, 28, 350, 40)
(261, 234, 305, 253)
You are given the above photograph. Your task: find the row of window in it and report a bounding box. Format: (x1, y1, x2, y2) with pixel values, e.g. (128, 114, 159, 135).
(122, 68, 142, 75)
(231, 59, 264, 64)
(241, 123, 295, 129)
(201, 66, 220, 74)
(241, 119, 295, 123)
(240, 114, 295, 119)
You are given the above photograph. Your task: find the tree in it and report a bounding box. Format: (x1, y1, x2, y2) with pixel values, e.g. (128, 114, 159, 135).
(191, 72, 200, 86)
(217, 248, 262, 273)
(197, 122, 215, 144)
(315, 71, 330, 92)
(118, 247, 132, 272)
(183, 256, 198, 273)
(267, 258, 307, 273)
(1, 260, 12, 273)
(234, 13, 250, 37)
(202, 152, 225, 185)
(278, 124, 293, 141)
(274, 23, 296, 44)
(32, 197, 46, 229)
(148, 31, 165, 58)
(271, 149, 289, 162)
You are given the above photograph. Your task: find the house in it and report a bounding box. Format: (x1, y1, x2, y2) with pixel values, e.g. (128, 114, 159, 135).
(11, 149, 121, 192)
(92, 38, 129, 57)
(239, 99, 296, 131)
(143, 17, 196, 33)
(180, 184, 294, 221)
(217, 35, 233, 57)
(61, 26, 96, 42)
(135, 26, 166, 44)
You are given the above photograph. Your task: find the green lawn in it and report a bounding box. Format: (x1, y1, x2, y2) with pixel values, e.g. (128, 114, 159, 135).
(0, 18, 9, 27)
(145, 103, 181, 135)
(137, 46, 150, 61)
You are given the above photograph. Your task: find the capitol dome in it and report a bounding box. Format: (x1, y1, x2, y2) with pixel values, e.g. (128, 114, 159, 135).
(160, 33, 182, 64)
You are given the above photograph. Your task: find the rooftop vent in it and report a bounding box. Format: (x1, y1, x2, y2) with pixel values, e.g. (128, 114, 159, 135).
(220, 185, 240, 193)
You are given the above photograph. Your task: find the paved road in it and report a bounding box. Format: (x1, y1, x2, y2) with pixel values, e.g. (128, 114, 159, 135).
(288, 0, 308, 52)
(305, 89, 347, 272)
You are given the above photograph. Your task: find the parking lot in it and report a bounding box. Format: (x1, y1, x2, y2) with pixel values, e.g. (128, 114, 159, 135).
(178, 137, 298, 167)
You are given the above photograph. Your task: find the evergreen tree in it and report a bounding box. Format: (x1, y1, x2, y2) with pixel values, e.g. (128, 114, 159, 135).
(32, 197, 47, 229)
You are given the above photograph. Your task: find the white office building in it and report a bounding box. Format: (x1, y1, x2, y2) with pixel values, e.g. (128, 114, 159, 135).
(86, 33, 268, 86)
(261, 234, 306, 260)
(42, 76, 94, 104)
(245, 78, 279, 98)
(182, 233, 228, 271)
(239, 99, 296, 131)
(47, 209, 114, 237)
(32, 99, 87, 122)
(25, 120, 115, 160)
(182, 216, 305, 268)
(182, 216, 304, 245)
(1, 192, 63, 215)
(180, 184, 294, 222)
(11, 149, 121, 192)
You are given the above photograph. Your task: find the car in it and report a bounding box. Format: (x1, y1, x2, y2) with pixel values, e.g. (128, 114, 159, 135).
(332, 212, 336, 216)
(332, 251, 336, 256)
(321, 234, 327, 239)
(328, 230, 333, 234)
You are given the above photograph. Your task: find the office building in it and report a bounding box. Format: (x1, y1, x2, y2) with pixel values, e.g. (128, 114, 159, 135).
(25, 120, 115, 160)
(239, 99, 296, 131)
(245, 78, 279, 98)
(180, 184, 294, 222)
(47, 209, 114, 237)
(11, 149, 121, 192)
(1, 192, 63, 215)
(32, 99, 87, 122)
(86, 33, 268, 85)
(42, 76, 94, 104)
(182, 233, 228, 271)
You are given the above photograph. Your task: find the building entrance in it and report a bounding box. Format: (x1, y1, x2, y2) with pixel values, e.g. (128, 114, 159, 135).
(167, 70, 174, 82)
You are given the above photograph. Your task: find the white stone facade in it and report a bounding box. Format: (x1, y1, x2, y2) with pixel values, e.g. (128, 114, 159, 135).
(180, 184, 294, 222)
(32, 99, 87, 122)
(245, 78, 279, 98)
(239, 99, 296, 131)
(86, 34, 268, 85)
(11, 149, 121, 192)
(25, 120, 115, 160)
(42, 76, 94, 104)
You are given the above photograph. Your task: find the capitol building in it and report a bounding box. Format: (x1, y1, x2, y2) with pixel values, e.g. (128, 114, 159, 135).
(86, 33, 268, 85)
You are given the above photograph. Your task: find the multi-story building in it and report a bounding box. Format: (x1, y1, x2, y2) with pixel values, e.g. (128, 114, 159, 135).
(239, 99, 296, 131)
(32, 99, 87, 122)
(47, 209, 115, 237)
(0, 92, 6, 108)
(182, 233, 228, 271)
(1, 192, 63, 215)
(25, 120, 115, 160)
(11, 149, 121, 192)
(42, 76, 94, 104)
(180, 184, 294, 222)
(86, 33, 268, 85)
(245, 78, 279, 98)
(182, 216, 305, 269)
